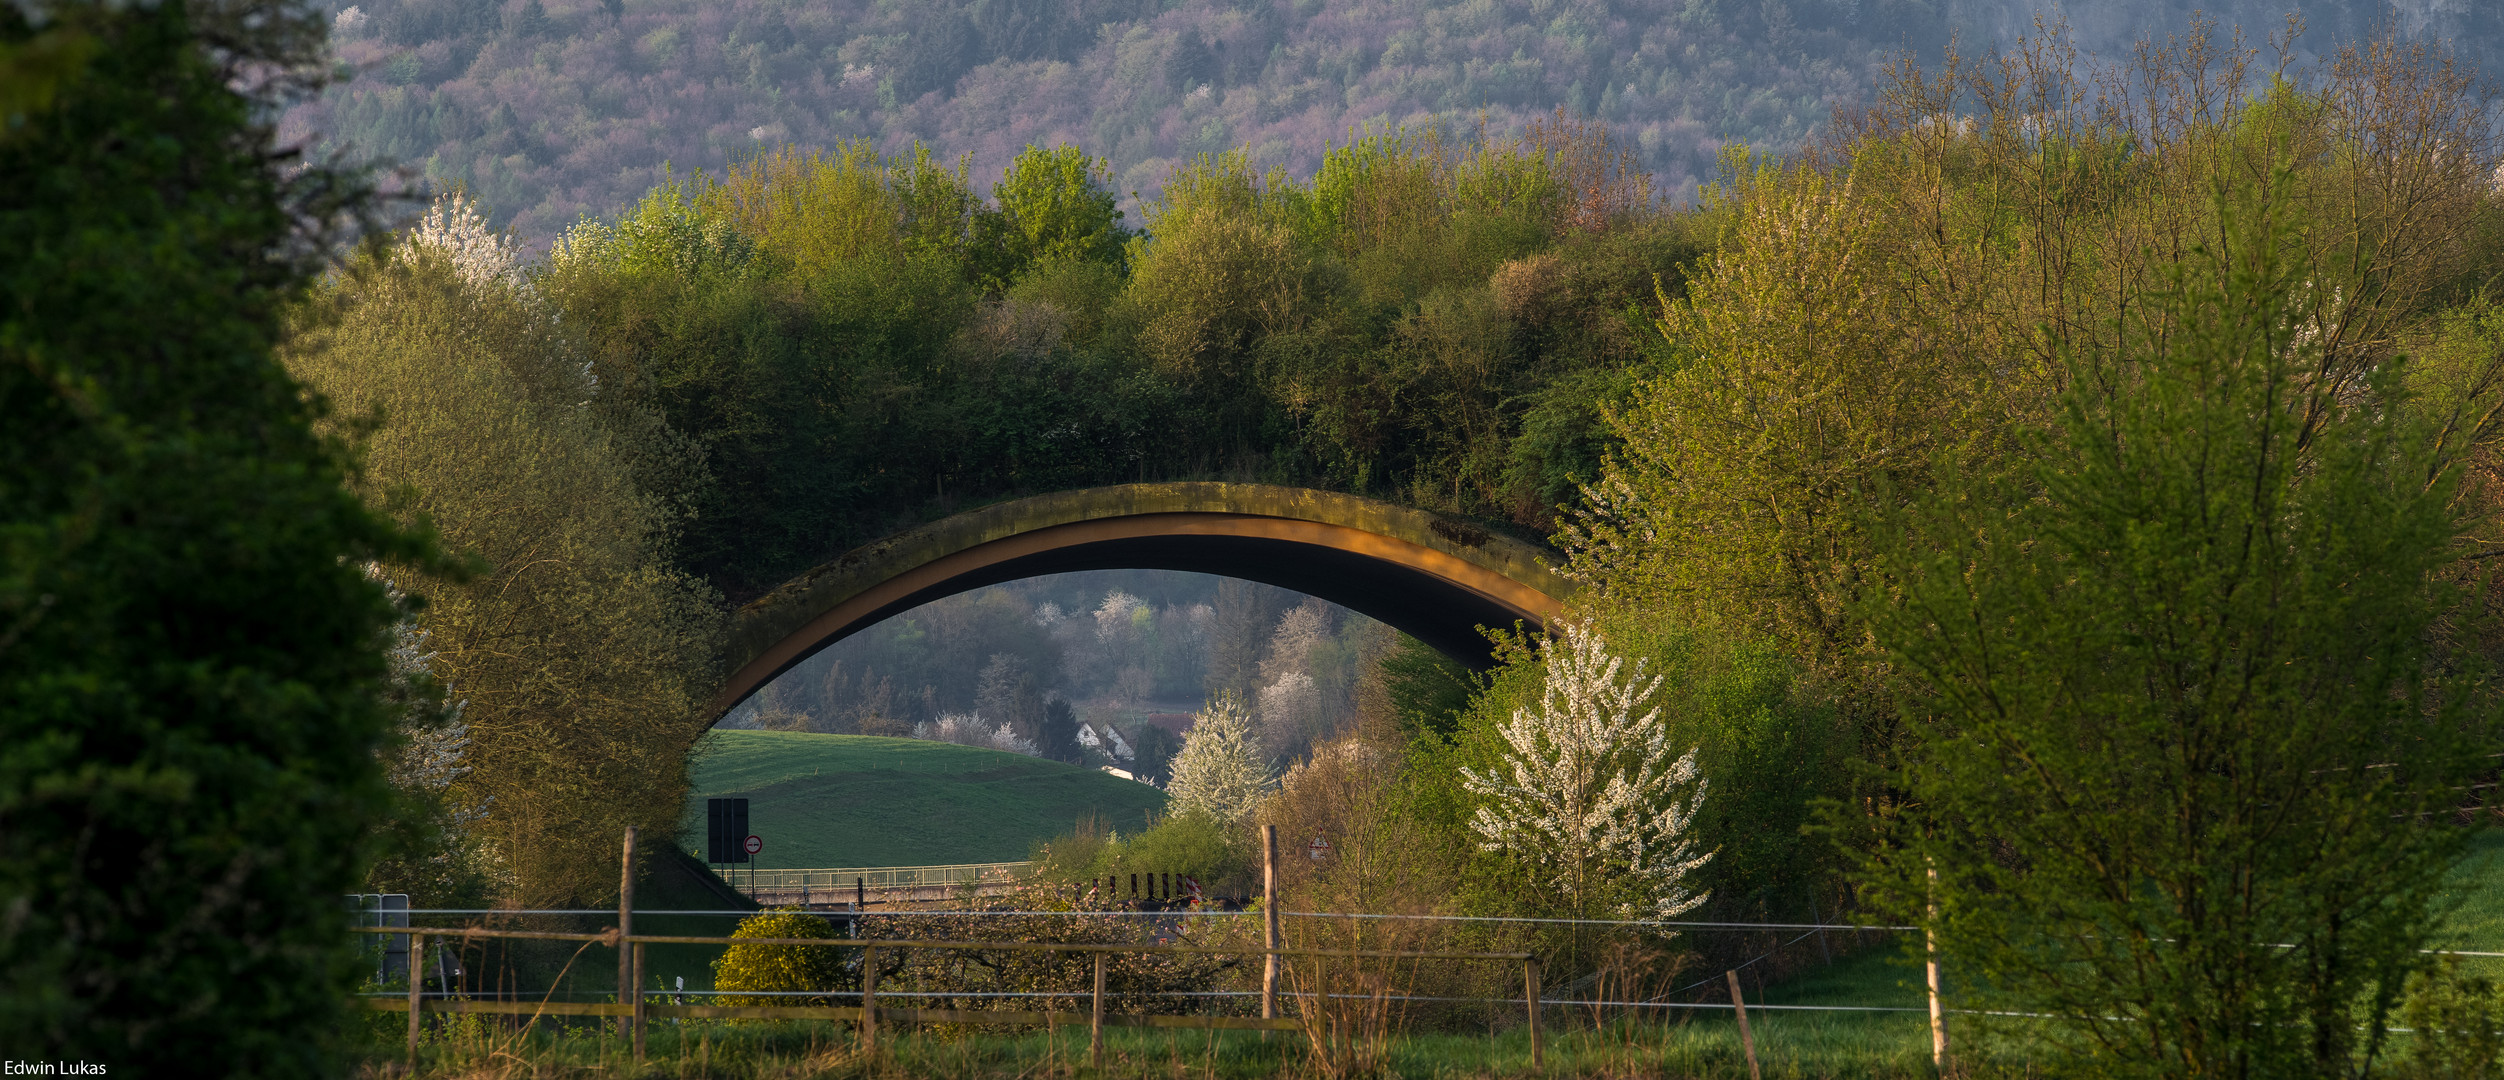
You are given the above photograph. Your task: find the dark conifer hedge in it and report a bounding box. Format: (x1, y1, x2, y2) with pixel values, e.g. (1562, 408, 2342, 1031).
(0, 0, 432, 1070)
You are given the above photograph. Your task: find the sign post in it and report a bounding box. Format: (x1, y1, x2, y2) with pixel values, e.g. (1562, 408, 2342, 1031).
(744, 835, 763, 896)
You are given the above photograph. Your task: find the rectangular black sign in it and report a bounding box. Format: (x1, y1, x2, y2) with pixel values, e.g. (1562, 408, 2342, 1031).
(706, 797, 749, 864)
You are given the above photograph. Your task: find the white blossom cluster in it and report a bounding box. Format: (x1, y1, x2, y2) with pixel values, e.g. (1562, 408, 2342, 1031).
(367, 568, 488, 856)
(1460, 620, 1711, 921)
(1163, 692, 1274, 824)
(405, 191, 525, 294)
(1093, 590, 1143, 641)
(382, 616, 472, 797)
(912, 713, 1040, 757)
(404, 192, 602, 402)
(1258, 671, 1319, 738)
(988, 724, 1039, 756)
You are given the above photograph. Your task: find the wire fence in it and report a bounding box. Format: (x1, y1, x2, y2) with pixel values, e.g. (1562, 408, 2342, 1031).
(351, 903, 2504, 1080)
(354, 923, 1551, 1066)
(354, 905, 2504, 1013)
(357, 821, 2504, 1079)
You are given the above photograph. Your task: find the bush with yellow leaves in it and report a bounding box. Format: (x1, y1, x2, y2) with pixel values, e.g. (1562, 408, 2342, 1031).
(712, 909, 848, 1007)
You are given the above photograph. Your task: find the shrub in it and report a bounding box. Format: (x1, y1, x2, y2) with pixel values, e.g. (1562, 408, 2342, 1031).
(713, 910, 847, 1006)
(2401, 957, 2504, 1080)
(1030, 811, 1255, 897)
(858, 892, 1240, 1016)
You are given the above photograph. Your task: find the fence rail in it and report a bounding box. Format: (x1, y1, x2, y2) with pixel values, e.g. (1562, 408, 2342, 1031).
(357, 996, 1303, 1031)
(729, 861, 1030, 891)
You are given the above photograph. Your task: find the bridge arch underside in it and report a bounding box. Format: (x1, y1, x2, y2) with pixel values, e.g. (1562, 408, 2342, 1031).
(713, 511, 1566, 721)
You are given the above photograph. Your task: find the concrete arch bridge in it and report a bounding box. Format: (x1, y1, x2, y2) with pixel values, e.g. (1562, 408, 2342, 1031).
(710, 483, 1577, 719)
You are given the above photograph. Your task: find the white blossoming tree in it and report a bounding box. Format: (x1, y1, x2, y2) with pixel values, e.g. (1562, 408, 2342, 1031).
(367, 570, 492, 895)
(1460, 620, 1711, 921)
(405, 192, 525, 294)
(1164, 691, 1275, 823)
(382, 615, 473, 800)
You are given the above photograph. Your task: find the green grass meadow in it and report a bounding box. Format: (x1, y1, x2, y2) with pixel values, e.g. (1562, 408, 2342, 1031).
(684, 731, 1168, 869)
(2434, 828, 2504, 952)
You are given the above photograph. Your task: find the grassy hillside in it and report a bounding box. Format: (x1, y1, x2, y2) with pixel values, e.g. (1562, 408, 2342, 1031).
(2435, 828, 2504, 953)
(684, 730, 1166, 869)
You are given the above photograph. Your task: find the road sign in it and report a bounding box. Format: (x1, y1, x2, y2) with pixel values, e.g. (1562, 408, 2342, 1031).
(706, 798, 750, 863)
(744, 834, 764, 856)
(1307, 837, 1331, 861)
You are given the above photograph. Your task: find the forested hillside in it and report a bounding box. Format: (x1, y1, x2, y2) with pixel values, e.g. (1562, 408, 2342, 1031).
(283, 0, 2502, 239)
(727, 571, 1403, 778)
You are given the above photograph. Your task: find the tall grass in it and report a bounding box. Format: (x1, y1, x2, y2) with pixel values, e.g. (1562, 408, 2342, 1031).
(363, 1013, 1981, 1079)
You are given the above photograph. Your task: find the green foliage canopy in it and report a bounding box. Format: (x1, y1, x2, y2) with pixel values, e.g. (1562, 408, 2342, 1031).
(0, 0, 429, 1067)
(1864, 182, 2494, 1077)
(288, 201, 724, 907)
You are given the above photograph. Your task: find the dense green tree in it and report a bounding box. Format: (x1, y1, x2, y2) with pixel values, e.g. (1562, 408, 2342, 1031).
(287, 197, 722, 907)
(1865, 188, 2494, 1078)
(1374, 633, 1476, 740)
(1567, 29, 2502, 721)
(1037, 698, 1085, 763)
(976, 144, 1130, 290)
(0, 0, 430, 1068)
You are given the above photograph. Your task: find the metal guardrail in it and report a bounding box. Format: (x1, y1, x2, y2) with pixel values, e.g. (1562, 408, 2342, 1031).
(731, 861, 1031, 891)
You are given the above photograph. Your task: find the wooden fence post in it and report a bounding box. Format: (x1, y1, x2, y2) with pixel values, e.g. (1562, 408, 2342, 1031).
(405, 931, 426, 1064)
(1261, 825, 1280, 1027)
(617, 827, 636, 1041)
(861, 946, 880, 1053)
(1090, 952, 1107, 1069)
(1726, 970, 1761, 1080)
(1311, 955, 1326, 1043)
(1524, 955, 1541, 1070)
(1928, 862, 1946, 1070)
(630, 942, 647, 1061)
